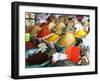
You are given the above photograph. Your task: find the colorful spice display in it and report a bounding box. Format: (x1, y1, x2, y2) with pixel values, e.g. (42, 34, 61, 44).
(25, 12, 90, 68)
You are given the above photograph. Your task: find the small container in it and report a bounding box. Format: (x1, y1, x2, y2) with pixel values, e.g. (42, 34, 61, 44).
(25, 33, 30, 42)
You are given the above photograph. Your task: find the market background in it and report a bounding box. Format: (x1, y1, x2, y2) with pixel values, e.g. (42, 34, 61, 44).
(0, 0, 99, 81)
